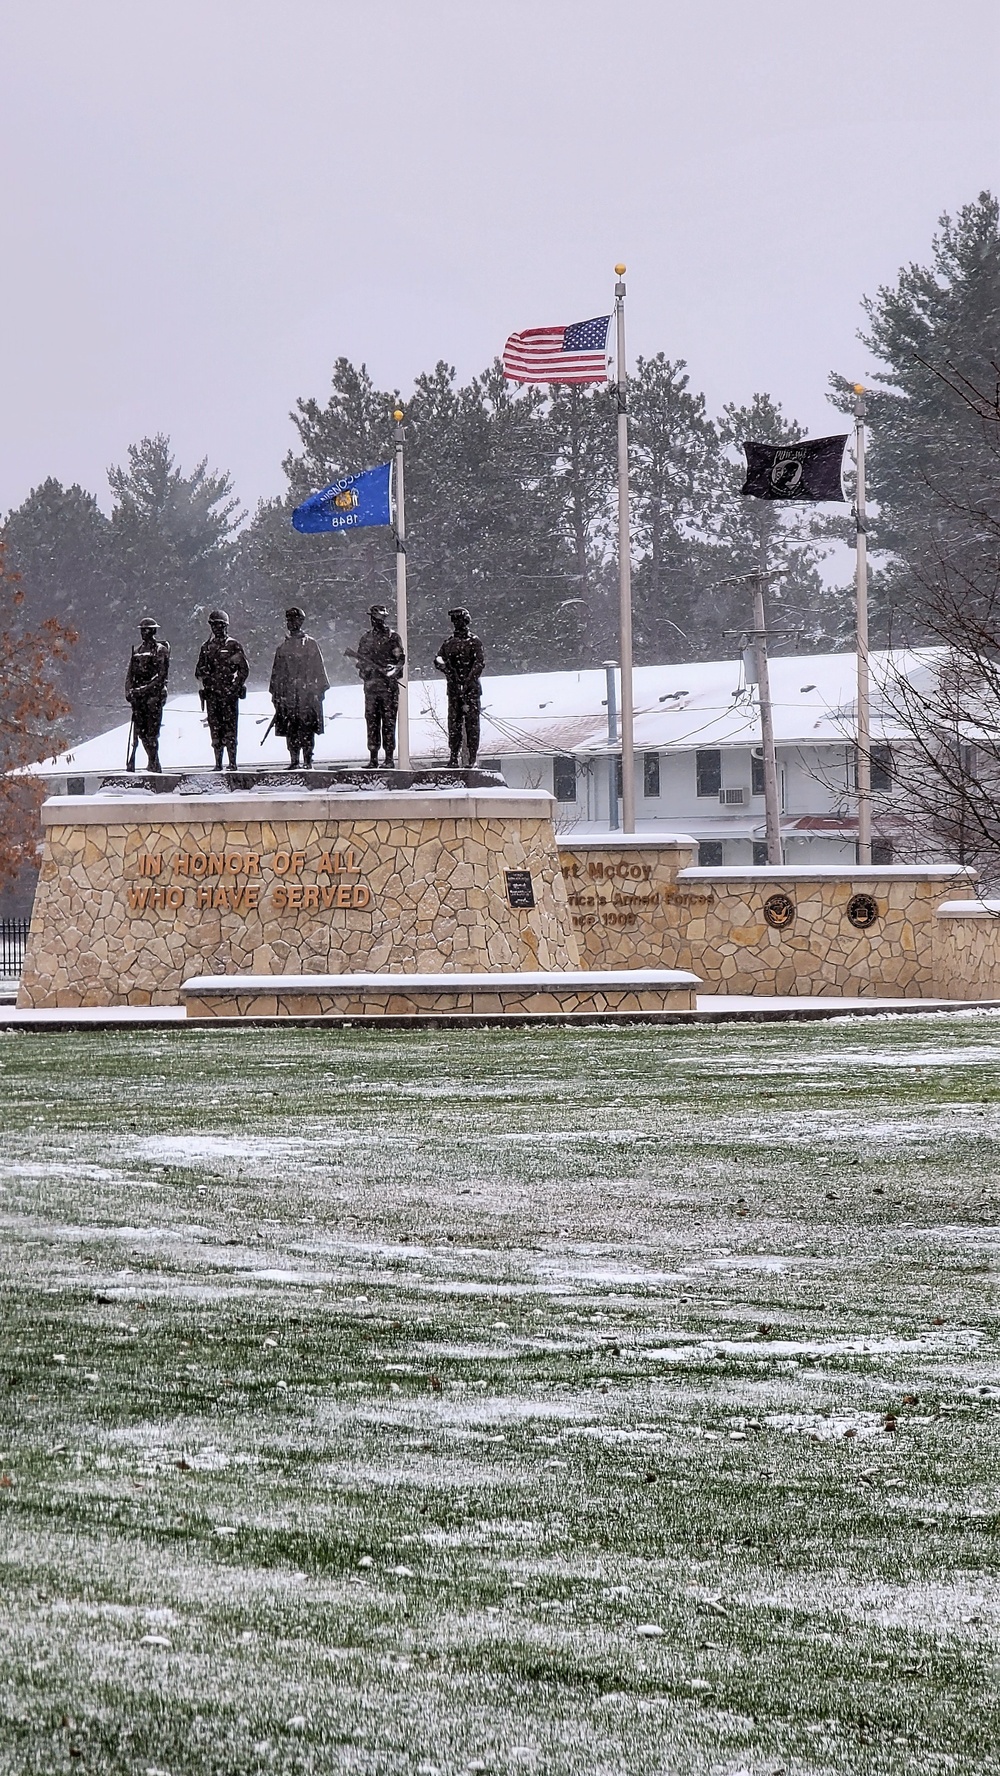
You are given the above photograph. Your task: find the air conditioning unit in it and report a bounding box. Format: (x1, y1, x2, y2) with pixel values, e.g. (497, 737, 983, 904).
(720, 787, 746, 806)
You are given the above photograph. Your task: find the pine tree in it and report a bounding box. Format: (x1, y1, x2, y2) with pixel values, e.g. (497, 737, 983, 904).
(544, 384, 617, 659)
(627, 356, 721, 661)
(832, 190, 1000, 641)
(109, 435, 243, 684)
(3, 480, 115, 735)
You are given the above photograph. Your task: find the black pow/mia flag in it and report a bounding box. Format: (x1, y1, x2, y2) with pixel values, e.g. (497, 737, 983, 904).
(741, 434, 847, 502)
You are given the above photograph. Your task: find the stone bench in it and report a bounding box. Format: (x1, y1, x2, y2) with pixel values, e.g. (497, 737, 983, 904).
(180, 968, 701, 1021)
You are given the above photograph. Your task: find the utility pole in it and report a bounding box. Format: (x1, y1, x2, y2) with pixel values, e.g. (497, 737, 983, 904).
(722, 565, 790, 866)
(604, 659, 619, 831)
(853, 386, 871, 864)
(393, 406, 410, 771)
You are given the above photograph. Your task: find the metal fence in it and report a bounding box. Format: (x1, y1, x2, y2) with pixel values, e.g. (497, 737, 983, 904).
(0, 918, 30, 977)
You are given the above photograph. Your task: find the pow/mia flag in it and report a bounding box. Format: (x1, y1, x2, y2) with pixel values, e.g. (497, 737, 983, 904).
(741, 435, 847, 502)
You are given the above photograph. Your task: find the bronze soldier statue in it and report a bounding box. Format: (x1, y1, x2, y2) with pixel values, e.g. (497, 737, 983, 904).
(195, 609, 249, 771)
(125, 618, 170, 772)
(434, 606, 485, 767)
(353, 603, 405, 769)
(268, 607, 329, 768)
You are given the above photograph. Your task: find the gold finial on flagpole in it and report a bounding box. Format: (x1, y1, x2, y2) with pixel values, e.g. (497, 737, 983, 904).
(615, 262, 626, 276)
(852, 383, 865, 395)
(393, 407, 404, 422)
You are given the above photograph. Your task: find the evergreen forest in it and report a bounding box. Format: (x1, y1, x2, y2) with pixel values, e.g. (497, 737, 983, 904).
(5, 191, 1000, 743)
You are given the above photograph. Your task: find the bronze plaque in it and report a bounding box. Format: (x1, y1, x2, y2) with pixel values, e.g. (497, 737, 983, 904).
(763, 892, 795, 931)
(847, 892, 879, 930)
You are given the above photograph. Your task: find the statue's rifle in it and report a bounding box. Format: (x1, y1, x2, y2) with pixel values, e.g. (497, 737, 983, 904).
(345, 646, 400, 683)
(259, 714, 276, 747)
(126, 644, 138, 770)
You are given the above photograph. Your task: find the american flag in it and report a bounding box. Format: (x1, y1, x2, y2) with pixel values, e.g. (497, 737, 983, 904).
(502, 314, 612, 386)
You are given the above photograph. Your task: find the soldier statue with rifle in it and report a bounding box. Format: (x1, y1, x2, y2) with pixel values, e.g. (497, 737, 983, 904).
(124, 618, 170, 773)
(434, 606, 485, 767)
(349, 603, 405, 769)
(267, 606, 329, 768)
(195, 609, 249, 771)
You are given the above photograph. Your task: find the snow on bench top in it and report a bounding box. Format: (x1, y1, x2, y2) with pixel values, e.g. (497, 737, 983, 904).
(181, 969, 702, 994)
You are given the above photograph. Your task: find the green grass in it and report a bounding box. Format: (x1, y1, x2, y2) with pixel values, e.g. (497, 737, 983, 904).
(1, 1015, 998, 1775)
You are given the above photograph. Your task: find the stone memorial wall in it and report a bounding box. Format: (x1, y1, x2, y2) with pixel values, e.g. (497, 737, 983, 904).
(18, 788, 579, 1007)
(559, 837, 980, 999)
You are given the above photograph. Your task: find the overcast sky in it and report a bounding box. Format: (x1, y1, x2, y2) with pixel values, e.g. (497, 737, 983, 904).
(3, 0, 998, 521)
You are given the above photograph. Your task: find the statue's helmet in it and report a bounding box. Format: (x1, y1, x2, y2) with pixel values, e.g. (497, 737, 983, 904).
(208, 609, 229, 627)
(285, 606, 305, 624)
(369, 604, 389, 619)
(138, 618, 159, 632)
(449, 607, 471, 623)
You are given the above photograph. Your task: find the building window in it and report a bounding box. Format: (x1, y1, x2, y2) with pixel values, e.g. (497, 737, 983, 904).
(871, 744, 893, 792)
(553, 756, 577, 802)
(853, 745, 894, 792)
(872, 838, 894, 864)
(614, 755, 623, 800)
(478, 757, 502, 774)
(752, 840, 769, 865)
(751, 753, 765, 796)
(698, 841, 724, 867)
(643, 752, 660, 798)
(67, 777, 86, 796)
(696, 750, 722, 797)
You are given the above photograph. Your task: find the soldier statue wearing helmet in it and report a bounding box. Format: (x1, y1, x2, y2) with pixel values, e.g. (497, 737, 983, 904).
(195, 609, 249, 771)
(124, 619, 170, 772)
(434, 607, 485, 768)
(352, 603, 405, 769)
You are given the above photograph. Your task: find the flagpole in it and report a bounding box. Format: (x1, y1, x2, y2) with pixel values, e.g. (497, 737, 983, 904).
(614, 264, 635, 833)
(393, 406, 410, 771)
(853, 386, 871, 864)
(752, 562, 783, 865)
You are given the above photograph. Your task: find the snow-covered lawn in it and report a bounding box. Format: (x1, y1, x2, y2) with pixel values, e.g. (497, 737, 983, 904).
(1, 1017, 998, 1775)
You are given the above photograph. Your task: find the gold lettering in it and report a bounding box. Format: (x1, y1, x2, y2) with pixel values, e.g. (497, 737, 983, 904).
(246, 853, 260, 875)
(287, 883, 304, 908)
(321, 885, 337, 909)
(138, 852, 162, 877)
(167, 886, 185, 909)
(213, 885, 228, 909)
(272, 884, 287, 910)
(208, 853, 226, 876)
(226, 852, 244, 875)
(273, 851, 291, 875)
(127, 886, 150, 911)
(352, 882, 370, 908)
(192, 853, 208, 878)
(302, 885, 319, 910)
(245, 883, 260, 909)
(196, 883, 212, 909)
(336, 884, 352, 908)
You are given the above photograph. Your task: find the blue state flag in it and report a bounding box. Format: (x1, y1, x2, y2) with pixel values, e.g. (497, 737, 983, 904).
(292, 461, 392, 533)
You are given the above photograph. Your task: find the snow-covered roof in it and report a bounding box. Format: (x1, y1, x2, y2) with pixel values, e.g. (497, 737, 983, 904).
(34, 647, 942, 777)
